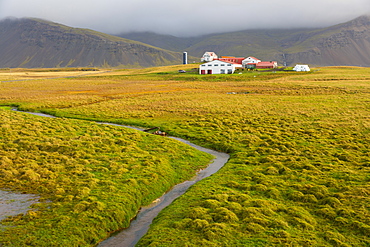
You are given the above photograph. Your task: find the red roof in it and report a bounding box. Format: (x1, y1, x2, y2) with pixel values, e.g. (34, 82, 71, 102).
(256, 61, 277, 69)
(216, 57, 244, 64)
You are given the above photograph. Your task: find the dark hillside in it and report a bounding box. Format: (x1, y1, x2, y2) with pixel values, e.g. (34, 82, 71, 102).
(116, 32, 203, 52)
(277, 15, 370, 66)
(0, 18, 183, 68)
(2, 15, 370, 68)
(119, 15, 370, 67)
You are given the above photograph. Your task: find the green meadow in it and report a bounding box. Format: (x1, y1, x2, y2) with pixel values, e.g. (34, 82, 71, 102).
(0, 65, 369, 246)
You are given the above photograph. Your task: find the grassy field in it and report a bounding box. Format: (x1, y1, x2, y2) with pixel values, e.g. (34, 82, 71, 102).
(0, 108, 213, 246)
(0, 65, 369, 246)
(0, 68, 106, 82)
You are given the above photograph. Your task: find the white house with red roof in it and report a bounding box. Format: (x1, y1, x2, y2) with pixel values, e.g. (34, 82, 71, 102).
(199, 60, 243, 74)
(201, 52, 218, 62)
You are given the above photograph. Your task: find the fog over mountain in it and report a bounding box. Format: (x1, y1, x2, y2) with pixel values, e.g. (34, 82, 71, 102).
(0, 0, 370, 37)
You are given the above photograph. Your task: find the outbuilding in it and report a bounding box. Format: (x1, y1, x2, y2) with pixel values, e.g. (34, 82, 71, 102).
(256, 61, 278, 69)
(199, 60, 242, 74)
(293, 64, 310, 72)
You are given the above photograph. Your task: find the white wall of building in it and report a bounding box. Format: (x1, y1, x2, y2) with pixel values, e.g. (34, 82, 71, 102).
(199, 60, 242, 74)
(242, 56, 261, 66)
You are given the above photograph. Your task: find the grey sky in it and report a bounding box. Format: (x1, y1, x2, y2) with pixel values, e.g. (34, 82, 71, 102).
(0, 0, 369, 37)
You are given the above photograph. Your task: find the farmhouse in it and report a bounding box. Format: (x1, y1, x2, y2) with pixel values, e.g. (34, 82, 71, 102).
(199, 52, 282, 74)
(199, 60, 243, 74)
(293, 64, 310, 72)
(201, 52, 218, 62)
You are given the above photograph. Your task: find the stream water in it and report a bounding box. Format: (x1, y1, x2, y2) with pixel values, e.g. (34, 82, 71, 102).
(98, 137, 229, 247)
(11, 110, 230, 246)
(0, 190, 39, 230)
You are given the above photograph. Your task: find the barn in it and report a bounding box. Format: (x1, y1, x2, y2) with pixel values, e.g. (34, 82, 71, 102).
(199, 60, 243, 74)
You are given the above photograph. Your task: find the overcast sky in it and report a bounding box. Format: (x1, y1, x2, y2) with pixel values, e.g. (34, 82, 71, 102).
(0, 0, 369, 37)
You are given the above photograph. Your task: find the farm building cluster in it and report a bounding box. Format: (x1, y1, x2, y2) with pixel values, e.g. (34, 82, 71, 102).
(198, 51, 309, 74)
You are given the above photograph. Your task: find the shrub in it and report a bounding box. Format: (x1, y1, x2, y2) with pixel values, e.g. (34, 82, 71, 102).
(323, 230, 351, 247)
(226, 202, 243, 213)
(264, 166, 279, 175)
(303, 194, 318, 203)
(273, 230, 291, 239)
(228, 193, 251, 203)
(267, 188, 281, 199)
(190, 219, 209, 230)
(212, 207, 239, 223)
(320, 197, 342, 207)
(202, 199, 222, 209)
(288, 191, 305, 201)
(204, 223, 232, 241)
(316, 207, 337, 220)
(244, 222, 266, 233)
(269, 219, 289, 229)
(188, 207, 209, 220)
(74, 201, 90, 213)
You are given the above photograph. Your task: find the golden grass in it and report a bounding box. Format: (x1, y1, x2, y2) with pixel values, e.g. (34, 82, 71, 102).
(0, 65, 370, 246)
(0, 68, 110, 81)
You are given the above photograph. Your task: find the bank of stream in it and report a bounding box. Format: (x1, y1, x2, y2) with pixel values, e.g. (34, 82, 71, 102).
(10, 109, 230, 246)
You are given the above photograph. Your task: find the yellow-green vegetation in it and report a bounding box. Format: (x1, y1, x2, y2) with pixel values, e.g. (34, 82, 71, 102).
(0, 66, 370, 246)
(0, 109, 213, 246)
(0, 68, 104, 82)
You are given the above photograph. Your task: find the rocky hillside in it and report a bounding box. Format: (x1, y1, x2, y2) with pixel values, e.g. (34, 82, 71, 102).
(119, 15, 370, 67)
(2, 16, 369, 68)
(0, 18, 184, 68)
(280, 15, 370, 66)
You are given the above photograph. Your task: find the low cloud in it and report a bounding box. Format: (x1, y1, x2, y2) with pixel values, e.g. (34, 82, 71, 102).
(1, 0, 369, 37)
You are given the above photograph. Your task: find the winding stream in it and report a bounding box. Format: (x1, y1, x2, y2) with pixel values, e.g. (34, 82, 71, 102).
(12, 110, 230, 246)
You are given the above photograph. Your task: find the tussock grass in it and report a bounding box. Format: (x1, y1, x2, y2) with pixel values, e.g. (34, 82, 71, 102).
(0, 66, 369, 246)
(0, 110, 212, 246)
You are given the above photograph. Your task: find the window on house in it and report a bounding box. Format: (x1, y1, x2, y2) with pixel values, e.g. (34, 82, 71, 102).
(214, 64, 218, 66)
(221, 64, 225, 66)
(201, 65, 205, 66)
(208, 64, 212, 66)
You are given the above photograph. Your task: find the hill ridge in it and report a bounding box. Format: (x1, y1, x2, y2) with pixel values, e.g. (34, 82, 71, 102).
(118, 15, 370, 67)
(1, 16, 370, 68)
(0, 18, 183, 68)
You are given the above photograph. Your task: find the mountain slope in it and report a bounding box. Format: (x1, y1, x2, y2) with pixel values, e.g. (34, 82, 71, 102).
(118, 15, 370, 67)
(280, 15, 370, 66)
(116, 32, 202, 52)
(0, 18, 184, 68)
